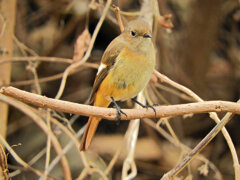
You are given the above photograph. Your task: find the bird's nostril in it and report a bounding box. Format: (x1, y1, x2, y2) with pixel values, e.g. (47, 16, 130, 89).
(143, 33, 152, 38)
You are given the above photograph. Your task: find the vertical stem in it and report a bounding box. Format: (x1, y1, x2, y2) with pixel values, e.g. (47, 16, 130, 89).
(0, 0, 16, 138)
(0, 1, 16, 177)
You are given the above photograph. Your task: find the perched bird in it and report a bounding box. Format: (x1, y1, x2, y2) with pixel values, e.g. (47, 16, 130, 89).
(80, 19, 156, 151)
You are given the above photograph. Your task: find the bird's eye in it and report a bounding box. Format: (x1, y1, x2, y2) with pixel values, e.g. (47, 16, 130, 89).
(131, 31, 136, 37)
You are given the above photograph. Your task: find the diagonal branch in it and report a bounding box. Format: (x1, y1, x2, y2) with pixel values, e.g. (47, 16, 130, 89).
(161, 109, 236, 179)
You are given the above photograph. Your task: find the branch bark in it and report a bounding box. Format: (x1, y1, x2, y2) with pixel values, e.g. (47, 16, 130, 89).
(1, 86, 240, 120)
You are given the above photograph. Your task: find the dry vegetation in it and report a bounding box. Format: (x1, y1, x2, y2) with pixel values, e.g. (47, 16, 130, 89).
(0, 0, 240, 179)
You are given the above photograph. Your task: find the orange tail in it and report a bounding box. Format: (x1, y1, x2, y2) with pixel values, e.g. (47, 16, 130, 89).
(79, 116, 101, 151)
(80, 93, 110, 151)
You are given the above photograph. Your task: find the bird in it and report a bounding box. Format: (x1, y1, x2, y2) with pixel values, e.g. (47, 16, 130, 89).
(79, 19, 156, 151)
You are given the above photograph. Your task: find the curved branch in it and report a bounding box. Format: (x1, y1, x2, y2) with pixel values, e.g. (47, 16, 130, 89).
(0, 91, 72, 179)
(1, 86, 240, 120)
(5, 62, 98, 87)
(161, 111, 235, 179)
(0, 56, 73, 65)
(54, 0, 112, 99)
(154, 70, 240, 179)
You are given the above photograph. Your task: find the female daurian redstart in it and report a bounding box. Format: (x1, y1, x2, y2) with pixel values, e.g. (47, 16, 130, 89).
(80, 19, 156, 151)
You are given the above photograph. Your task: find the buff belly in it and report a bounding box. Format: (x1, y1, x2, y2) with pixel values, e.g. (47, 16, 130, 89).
(98, 50, 155, 102)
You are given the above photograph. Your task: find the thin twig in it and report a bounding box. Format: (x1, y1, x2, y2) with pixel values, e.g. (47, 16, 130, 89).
(77, 167, 108, 180)
(6, 62, 98, 87)
(34, 109, 89, 170)
(122, 91, 144, 179)
(43, 126, 86, 177)
(154, 83, 194, 102)
(54, 0, 112, 99)
(150, 83, 169, 104)
(5, 107, 89, 179)
(42, 110, 52, 179)
(0, 143, 9, 180)
(3, 148, 46, 179)
(154, 70, 240, 179)
(112, 4, 124, 32)
(0, 94, 72, 180)
(13, 36, 38, 56)
(143, 118, 223, 179)
(0, 56, 73, 65)
(103, 137, 124, 176)
(0, 134, 43, 177)
(163, 118, 180, 144)
(28, 65, 42, 94)
(161, 110, 236, 179)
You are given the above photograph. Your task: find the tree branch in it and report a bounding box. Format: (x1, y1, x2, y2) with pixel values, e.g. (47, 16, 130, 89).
(1, 86, 240, 120)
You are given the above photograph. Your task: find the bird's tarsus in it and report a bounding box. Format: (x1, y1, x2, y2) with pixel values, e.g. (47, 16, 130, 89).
(111, 97, 127, 124)
(132, 98, 157, 117)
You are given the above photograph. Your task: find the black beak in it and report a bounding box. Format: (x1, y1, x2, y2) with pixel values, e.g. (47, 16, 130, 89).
(143, 33, 152, 38)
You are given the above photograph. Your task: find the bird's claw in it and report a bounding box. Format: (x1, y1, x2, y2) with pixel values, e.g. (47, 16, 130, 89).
(111, 97, 128, 124)
(132, 98, 157, 117)
(144, 105, 157, 117)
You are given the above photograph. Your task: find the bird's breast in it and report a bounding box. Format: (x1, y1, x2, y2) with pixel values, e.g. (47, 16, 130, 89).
(99, 48, 155, 101)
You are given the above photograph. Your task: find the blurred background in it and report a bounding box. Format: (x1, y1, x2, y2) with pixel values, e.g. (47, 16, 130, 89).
(1, 0, 240, 179)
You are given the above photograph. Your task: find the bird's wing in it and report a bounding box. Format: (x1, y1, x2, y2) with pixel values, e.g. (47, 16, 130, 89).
(87, 38, 125, 104)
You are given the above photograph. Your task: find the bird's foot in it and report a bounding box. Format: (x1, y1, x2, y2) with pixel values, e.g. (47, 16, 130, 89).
(111, 97, 127, 124)
(132, 98, 157, 117)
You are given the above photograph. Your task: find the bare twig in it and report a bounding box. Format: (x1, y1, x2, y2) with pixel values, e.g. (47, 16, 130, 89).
(103, 137, 124, 176)
(154, 83, 194, 102)
(154, 70, 240, 179)
(0, 94, 72, 180)
(0, 143, 8, 180)
(5, 148, 46, 179)
(161, 110, 236, 179)
(112, 4, 124, 32)
(0, 134, 43, 177)
(122, 91, 143, 180)
(1, 86, 240, 120)
(77, 167, 108, 180)
(4, 109, 89, 180)
(13, 36, 38, 56)
(42, 126, 86, 178)
(54, 0, 112, 99)
(42, 110, 52, 179)
(37, 111, 89, 169)
(143, 118, 223, 179)
(26, 63, 42, 94)
(6, 62, 98, 87)
(0, 56, 73, 65)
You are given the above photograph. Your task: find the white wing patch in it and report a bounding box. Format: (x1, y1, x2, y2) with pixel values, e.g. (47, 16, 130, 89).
(97, 63, 107, 75)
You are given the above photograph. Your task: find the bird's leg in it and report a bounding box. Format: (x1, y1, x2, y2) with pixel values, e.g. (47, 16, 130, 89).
(132, 97, 157, 117)
(111, 97, 127, 123)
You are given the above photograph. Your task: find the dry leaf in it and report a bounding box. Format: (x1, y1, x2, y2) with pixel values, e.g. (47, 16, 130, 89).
(158, 14, 174, 29)
(73, 28, 91, 61)
(198, 163, 209, 176)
